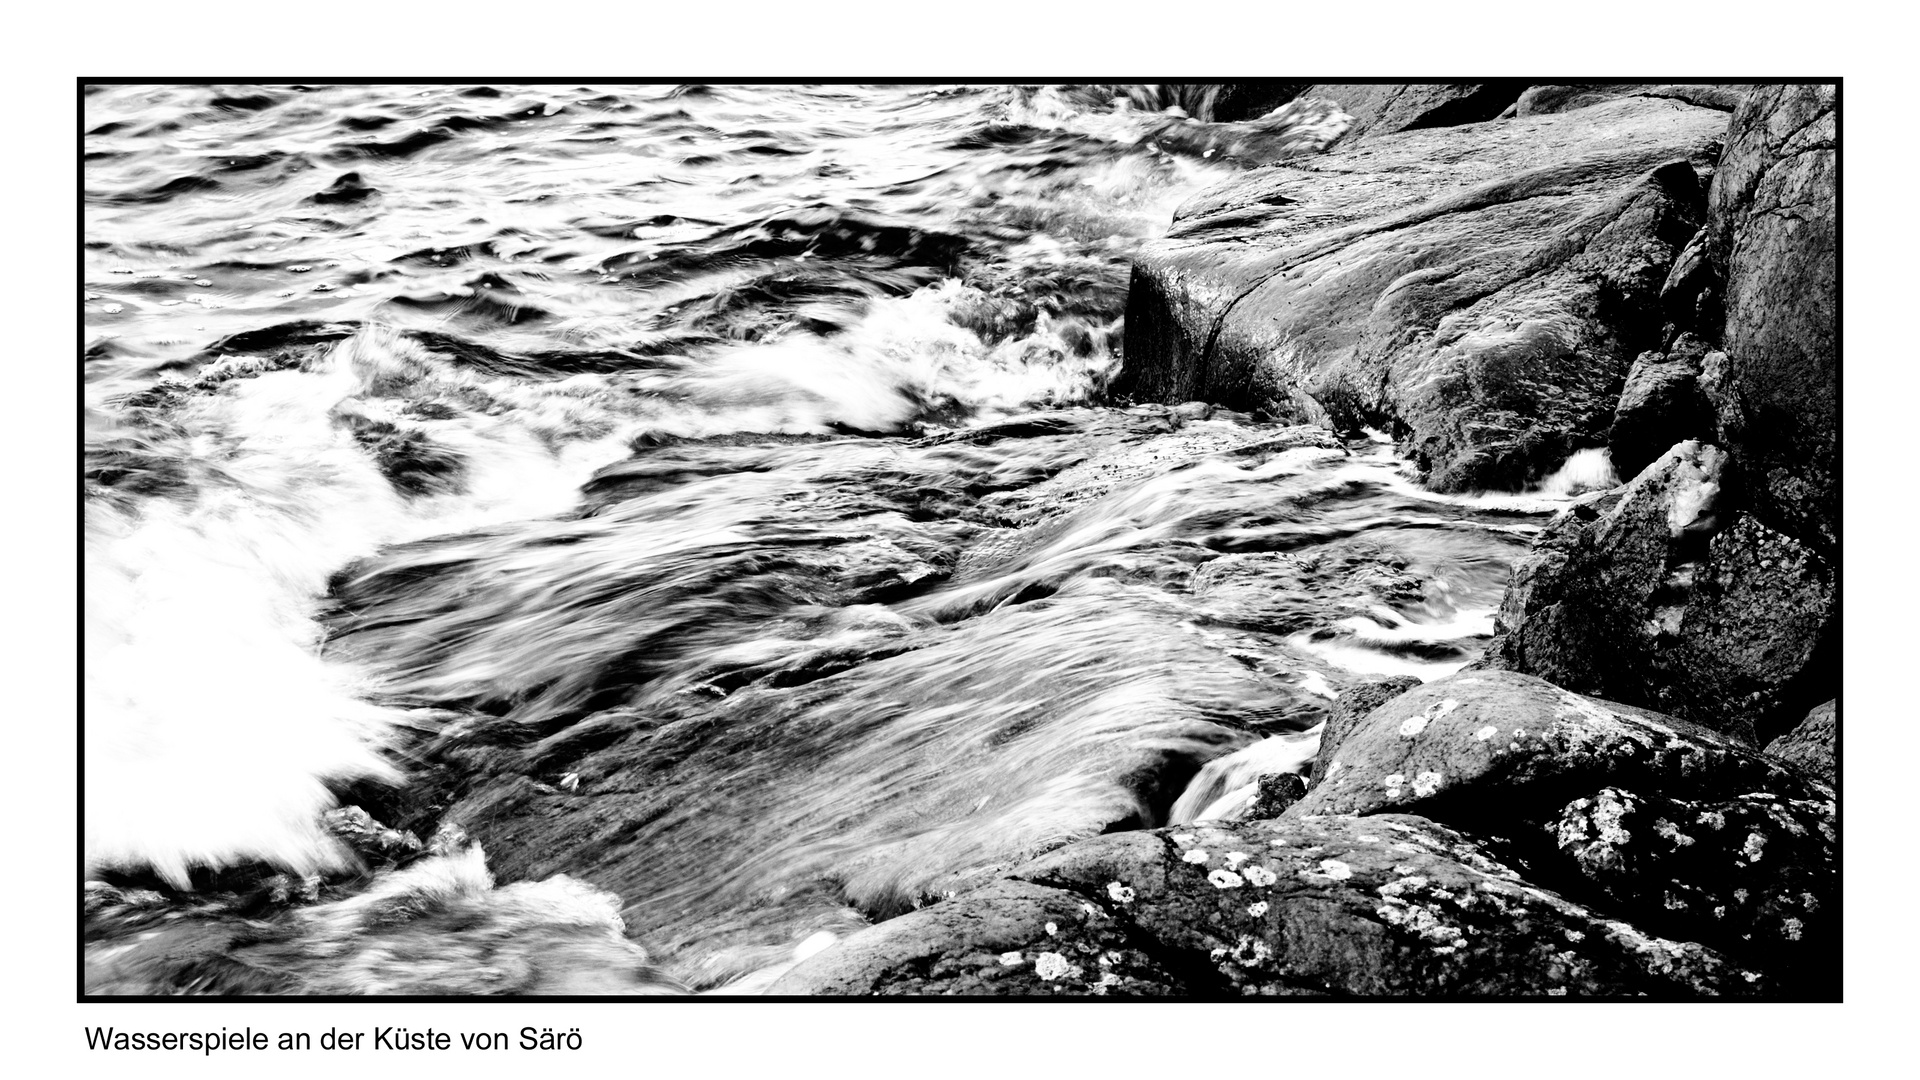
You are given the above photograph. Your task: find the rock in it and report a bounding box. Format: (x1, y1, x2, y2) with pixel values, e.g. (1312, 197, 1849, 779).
(1303, 83, 1533, 143)
(1550, 786, 1834, 979)
(1311, 675, 1424, 784)
(1607, 340, 1714, 479)
(769, 814, 1766, 997)
(1506, 84, 1751, 118)
(1765, 700, 1836, 786)
(1480, 441, 1836, 743)
(1700, 84, 1837, 559)
(1291, 670, 1818, 828)
(1287, 671, 1833, 988)
(1245, 773, 1308, 819)
(1116, 96, 1727, 490)
(321, 806, 423, 865)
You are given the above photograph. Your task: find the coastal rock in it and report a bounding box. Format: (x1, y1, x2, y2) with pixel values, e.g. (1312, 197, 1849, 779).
(1764, 700, 1836, 786)
(1506, 84, 1750, 118)
(1311, 675, 1424, 784)
(1550, 786, 1834, 979)
(1700, 84, 1838, 559)
(1480, 441, 1835, 743)
(769, 814, 1764, 997)
(1116, 96, 1727, 490)
(1290, 670, 1816, 827)
(1608, 339, 1714, 479)
(1303, 83, 1533, 144)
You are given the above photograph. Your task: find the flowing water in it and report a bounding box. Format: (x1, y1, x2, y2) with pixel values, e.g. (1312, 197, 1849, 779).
(83, 83, 1602, 993)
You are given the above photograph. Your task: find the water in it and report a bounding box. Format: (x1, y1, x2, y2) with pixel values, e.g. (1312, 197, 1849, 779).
(83, 84, 1594, 993)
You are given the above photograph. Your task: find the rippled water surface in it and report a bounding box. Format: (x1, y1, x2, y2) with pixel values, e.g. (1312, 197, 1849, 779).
(84, 84, 1587, 992)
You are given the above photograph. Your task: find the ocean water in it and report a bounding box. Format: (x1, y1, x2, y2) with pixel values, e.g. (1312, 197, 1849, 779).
(82, 83, 1597, 993)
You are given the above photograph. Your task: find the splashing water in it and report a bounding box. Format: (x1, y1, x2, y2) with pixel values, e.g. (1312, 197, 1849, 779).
(85, 84, 1563, 992)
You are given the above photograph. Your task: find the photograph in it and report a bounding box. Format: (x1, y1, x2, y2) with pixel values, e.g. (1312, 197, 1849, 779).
(80, 80, 1839, 1002)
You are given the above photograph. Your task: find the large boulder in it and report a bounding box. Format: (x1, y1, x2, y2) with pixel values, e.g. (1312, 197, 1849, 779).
(1292, 670, 1834, 983)
(1699, 84, 1838, 559)
(1116, 96, 1728, 490)
(1292, 670, 1818, 825)
(1479, 441, 1836, 743)
(769, 814, 1764, 997)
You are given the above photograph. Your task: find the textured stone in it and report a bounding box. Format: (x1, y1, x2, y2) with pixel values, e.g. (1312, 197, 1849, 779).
(1290, 669, 1819, 826)
(1608, 341, 1714, 479)
(1480, 442, 1835, 743)
(1701, 84, 1838, 559)
(1765, 700, 1836, 786)
(770, 814, 1765, 997)
(1311, 675, 1424, 783)
(1549, 785, 1834, 981)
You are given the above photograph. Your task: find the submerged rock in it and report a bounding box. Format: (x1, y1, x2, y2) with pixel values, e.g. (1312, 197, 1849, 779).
(769, 814, 1764, 997)
(1116, 96, 1726, 490)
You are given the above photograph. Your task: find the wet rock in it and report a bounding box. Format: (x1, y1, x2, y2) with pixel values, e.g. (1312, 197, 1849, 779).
(1480, 441, 1835, 743)
(770, 814, 1764, 997)
(1292, 669, 1819, 827)
(1311, 675, 1424, 784)
(321, 805, 424, 865)
(1245, 773, 1308, 819)
(1117, 96, 1725, 490)
(1700, 84, 1838, 559)
(1608, 340, 1714, 479)
(1765, 700, 1836, 786)
(1303, 83, 1534, 143)
(1550, 786, 1834, 982)
(1505, 84, 1750, 118)
(307, 170, 378, 205)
